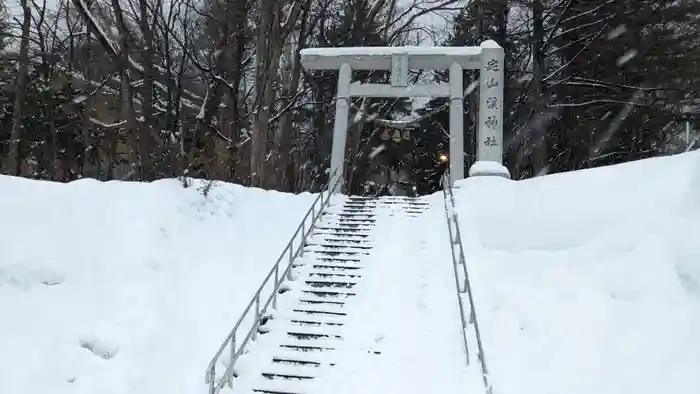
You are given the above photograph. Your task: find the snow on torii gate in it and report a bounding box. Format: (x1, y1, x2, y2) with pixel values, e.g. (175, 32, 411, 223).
(300, 41, 510, 193)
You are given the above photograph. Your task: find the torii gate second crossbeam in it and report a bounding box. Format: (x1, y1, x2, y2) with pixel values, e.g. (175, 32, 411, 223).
(300, 41, 510, 193)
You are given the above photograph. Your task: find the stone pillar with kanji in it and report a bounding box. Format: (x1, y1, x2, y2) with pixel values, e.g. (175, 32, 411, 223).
(471, 40, 511, 179)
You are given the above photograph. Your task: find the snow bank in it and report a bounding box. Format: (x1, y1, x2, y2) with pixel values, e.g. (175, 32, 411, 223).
(3, 149, 700, 394)
(468, 160, 511, 178)
(451, 151, 700, 394)
(0, 176, 314, 394)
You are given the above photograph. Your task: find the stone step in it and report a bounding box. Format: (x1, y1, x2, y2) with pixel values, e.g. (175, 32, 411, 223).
(270, 349, 336, 365)
(308, 263, 364, 271)
(307, 271, 362, 279)
(252, 373, 317, 394)
(303, 241, 374, 249)
(304, 279, 357, 289)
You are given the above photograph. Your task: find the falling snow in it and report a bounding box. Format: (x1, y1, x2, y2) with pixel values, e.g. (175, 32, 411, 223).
(607, 24, 627, 39)
(616, 49, 638, 66)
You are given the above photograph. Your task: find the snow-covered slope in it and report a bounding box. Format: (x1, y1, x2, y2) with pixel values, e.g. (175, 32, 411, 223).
(0, 177, 314, 394)
(2, 150, 700, 394)
(452, 151, 700, 394)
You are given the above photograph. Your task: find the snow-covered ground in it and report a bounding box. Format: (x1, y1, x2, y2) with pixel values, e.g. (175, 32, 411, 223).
(453, 150, 700, 394)
(2, 150, 699, 394)
(0, 177, 314, 394)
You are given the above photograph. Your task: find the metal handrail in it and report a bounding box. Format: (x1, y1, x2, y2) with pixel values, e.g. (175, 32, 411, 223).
(205, 169, 343, 394)
(441, 170, 492, 394)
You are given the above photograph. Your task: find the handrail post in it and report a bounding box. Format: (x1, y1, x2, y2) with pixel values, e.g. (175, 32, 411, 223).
(287, 247, 293, 280)
(228, 333, 236, 388)
(300, 221, 306, 256)
(253, 295, 260, 341)
(273, 265, 279, 309)
(207, 368, 215, 394)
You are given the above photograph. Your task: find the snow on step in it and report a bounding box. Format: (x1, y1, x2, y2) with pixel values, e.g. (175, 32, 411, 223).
(278, 335, 342, 350)
(287, 317, 344, 327)
(298, 287, 356, 297)
(323, 210, 376, 216)
(307, 271, 362, 279)
(300, 284, 357, 293)
(318, 225, 374, 232)
(291, 307, 347, 317)
(251, 376, 318, 394)
(278, 343, 335, 353)
(278, 311, 347, 326)
(297, 297, 347, 306)
(293, 261, 364, 270)
(271, 349, 338, 365)
(313, 256, 363, 263)
(261, 361, 322, 377)
(325, 220, 374, 225)
(306, 243, 375, 251)
(277, 322, 344, 337)
(304, 240, 374, 249)
(336, 208, 375, 214)
(270, 312, 348, 328)
(299, 289, 356, 298)
(293, 303, 348, 316)
(308, 263, 364, 271)
(307, 267, 364, 274)
(323, 215, 375, 220)
(312, 227, 373, 235)
(310, 251, 365, 259)
(305, 238, 374, 246)
(309, 234, 373, 242)
(329, 219, 376, 225)
(304, 276, 357, 285)
(309, 233, 373, 242)
(304, 251, 369, 257)
(312, 225, 373, 232)
(321, 217, 374, 223)
(303, 248, 370, 256)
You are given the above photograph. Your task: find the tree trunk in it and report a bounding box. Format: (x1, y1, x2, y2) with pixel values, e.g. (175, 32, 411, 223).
(137, 0, 158, 180)
(224, 1, 247, 182)
(250, 0, 274, 187)
(4, 1, 31, 176)
(531, 0, 547, 176)
(274, 16, 307, 191)
(111, 0, 139, 178)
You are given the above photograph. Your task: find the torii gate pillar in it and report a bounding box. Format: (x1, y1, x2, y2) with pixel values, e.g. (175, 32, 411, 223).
(300, 42, 510, 194)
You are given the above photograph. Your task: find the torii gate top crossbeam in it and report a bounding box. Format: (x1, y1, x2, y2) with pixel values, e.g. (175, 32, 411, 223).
(300, 45, 485, 70)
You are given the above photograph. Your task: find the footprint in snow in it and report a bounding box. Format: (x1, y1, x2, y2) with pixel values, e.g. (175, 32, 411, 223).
(677, 272, 699, 297)
(674, 259, 700, 297)
(0, 266, 64, 288)
(79, 339, 119, 360)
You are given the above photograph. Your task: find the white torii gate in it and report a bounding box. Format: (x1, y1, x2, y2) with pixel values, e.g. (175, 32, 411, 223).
(300, 40, 510, 193)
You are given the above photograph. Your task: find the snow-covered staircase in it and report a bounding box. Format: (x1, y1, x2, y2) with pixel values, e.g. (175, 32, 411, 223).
(227, 196, 429, 394)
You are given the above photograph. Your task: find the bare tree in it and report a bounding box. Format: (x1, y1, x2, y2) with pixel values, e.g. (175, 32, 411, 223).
(4, 0, 32, 175)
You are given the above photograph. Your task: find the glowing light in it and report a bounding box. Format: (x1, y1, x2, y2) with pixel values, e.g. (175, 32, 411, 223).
(439, 154, 448, 162)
